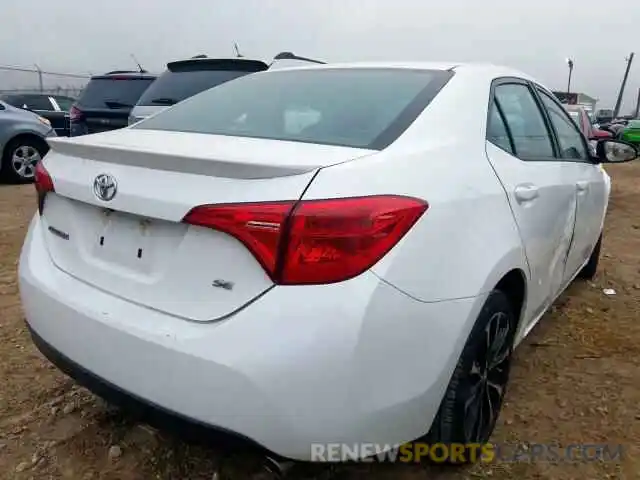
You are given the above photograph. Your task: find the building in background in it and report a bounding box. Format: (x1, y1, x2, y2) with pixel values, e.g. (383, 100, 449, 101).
(552, 91, 598, 116)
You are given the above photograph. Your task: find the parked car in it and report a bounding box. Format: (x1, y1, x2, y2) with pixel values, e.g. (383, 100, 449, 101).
(595, 108, 614, 125)
(0, 100, 56, 183)
(70, 71, 156, 136)
(20, 62, 639, 462)
(619, 119, 640, 145)
(129, 58, 269, 125)
(607, 120, 628, 137)
(564, 105, 612, 140)
(1, 93, 75, 137)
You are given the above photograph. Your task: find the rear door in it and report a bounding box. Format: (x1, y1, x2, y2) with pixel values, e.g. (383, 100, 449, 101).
(485, 79, 578, 326)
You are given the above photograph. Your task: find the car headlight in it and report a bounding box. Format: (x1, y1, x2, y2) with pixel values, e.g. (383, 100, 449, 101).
(37, 116, 51, 127)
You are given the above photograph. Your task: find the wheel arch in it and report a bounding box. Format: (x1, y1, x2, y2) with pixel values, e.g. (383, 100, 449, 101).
(494, 268, 527, 328)
(1, 132, 49, 165)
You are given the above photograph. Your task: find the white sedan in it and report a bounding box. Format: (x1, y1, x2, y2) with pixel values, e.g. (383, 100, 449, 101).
(20, 62, 638, 462)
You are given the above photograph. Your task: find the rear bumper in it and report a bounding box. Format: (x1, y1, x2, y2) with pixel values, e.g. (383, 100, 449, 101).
(27, 323, 266, 452)
(19, 214, 484, 460)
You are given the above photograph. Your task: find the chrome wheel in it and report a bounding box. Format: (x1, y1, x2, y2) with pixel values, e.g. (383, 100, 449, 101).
(463, 311, 511, 442)
(11, 144, 42, 179)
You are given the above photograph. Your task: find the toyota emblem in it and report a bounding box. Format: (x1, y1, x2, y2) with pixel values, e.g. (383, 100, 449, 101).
(93, 173, 117, 202)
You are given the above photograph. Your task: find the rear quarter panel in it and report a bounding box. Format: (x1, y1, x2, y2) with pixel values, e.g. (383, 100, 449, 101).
(300, 68, 529, 303)
(301, 142, 528, 303)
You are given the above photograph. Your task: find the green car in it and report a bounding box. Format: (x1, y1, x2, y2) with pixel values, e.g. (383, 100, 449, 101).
(620, 119, 640, 145)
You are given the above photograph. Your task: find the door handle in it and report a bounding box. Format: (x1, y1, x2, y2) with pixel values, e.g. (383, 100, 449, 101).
(514, 184, 539, 203)
(576, 180, 589, 193)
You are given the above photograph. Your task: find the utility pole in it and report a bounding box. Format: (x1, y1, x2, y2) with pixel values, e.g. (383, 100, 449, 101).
(634, 87, 640, 118)
(566, 58, 574, 97)
(34, 64, 43, 92)
(613, 53, 634, 119)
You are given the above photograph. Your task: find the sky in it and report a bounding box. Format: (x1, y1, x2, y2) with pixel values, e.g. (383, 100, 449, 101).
(1, 0, 639, 112)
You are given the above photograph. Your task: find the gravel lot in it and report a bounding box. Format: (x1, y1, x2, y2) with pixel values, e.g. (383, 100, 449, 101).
(1, 163, 639, 479)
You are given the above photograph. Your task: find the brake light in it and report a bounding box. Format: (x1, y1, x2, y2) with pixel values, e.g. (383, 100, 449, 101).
(182, 195, 427, 285)
(34, 161, 55, 214)
(69, 105, 84, 122)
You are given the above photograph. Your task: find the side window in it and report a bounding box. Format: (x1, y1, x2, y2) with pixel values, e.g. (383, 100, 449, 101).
(54, 96, 74, 112)
(487, 100, 514, 154)
(537, 91, 590, 161)
(494, 83, 555, 160)
(23, 95, 53, 111)
(3, 95, 25, 108)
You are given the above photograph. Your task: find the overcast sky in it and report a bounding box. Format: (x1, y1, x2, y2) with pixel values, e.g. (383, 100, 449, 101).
(1, 0, 639, 111)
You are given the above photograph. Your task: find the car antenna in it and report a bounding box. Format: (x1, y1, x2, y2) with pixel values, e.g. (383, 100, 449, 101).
(234, 43, 244, 58)
(130, 53, 146, 73)
(269, 51, 326, 67)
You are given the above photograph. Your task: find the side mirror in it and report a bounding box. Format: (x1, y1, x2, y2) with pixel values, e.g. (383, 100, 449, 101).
(595, 139, 639, 164)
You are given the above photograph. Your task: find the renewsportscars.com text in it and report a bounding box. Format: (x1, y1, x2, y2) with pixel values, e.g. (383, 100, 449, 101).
(310, 442, 624, 463)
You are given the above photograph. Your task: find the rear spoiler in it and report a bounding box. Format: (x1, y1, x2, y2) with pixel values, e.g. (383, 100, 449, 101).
(167, 58, 269, 73)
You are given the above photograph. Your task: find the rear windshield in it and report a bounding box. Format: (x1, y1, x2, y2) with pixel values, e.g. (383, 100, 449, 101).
(137, 65, 264, 107)
(628, 120, 640, 129)
(134, 68, 452, 149)
(78, 77, 155, 109)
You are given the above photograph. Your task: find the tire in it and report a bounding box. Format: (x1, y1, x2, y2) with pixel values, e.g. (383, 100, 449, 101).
(0, 136, 48, 184)
(422, 290, 516, 464)
(578, 233, 602, 280)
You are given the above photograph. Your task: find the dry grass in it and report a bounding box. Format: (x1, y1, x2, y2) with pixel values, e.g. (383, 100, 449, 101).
(1, 163, 639, 479)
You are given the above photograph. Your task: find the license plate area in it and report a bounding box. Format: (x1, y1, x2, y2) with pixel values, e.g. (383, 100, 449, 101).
(92, 210, 154, 274)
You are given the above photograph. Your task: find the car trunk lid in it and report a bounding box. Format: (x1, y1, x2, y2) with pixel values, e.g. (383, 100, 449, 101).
(40, 130, 374, 322)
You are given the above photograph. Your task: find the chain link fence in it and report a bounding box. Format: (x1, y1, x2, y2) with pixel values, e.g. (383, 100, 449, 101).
(0, 65, 90, 98)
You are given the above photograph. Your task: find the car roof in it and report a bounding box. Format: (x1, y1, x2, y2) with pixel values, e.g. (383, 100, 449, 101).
(262, 61, 540, 82)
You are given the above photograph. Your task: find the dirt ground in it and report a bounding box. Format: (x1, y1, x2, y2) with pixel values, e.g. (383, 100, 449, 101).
(1, 163, 639, 480)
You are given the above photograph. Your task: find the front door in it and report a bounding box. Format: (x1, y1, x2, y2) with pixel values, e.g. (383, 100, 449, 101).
(534, 88, 609, 282)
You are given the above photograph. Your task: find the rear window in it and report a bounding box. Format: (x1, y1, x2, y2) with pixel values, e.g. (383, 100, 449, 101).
(78, 77, 155, 109)
(134, 68, 453, 149)
(137, 61, 266, 107)
(628, 120, 640, 129)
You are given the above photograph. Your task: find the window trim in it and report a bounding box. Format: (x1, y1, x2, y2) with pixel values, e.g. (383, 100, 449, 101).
(487, 97, 515, 154)
(370, 69, 454, 150)
(531, 85, 594, 164)
(487, 77, 558, 162)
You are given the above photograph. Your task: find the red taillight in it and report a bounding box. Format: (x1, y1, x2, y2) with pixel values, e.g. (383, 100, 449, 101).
(183, 201, 295, 277)
(69, 105, 84, 122)
(183, 195, 428, 285)
(34, 161, 55, 214)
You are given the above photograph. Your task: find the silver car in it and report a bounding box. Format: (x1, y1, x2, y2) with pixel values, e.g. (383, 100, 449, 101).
(0, 100, 56, 183)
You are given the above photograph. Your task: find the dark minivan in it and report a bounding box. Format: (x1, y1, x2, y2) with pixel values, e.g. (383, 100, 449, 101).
(128, 58, 268, 125)
(70, 71, 156, 136)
